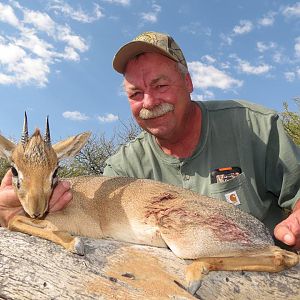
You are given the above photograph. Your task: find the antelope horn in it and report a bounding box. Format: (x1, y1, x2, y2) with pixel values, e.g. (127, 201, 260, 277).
(44, 116, 51, 146)
(21, 111, 29, 146)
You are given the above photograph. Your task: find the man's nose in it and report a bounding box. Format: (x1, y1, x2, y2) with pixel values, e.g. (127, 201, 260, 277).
(143, 92, 160, 109)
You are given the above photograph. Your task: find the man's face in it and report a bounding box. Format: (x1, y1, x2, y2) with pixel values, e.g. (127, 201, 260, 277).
(123, 52, 193, 141)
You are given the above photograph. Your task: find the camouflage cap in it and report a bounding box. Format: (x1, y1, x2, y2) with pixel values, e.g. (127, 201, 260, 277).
(113, 31, 187, 74)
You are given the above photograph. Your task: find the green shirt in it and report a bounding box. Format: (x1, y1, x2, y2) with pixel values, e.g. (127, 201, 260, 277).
(104, 100, 300, 232)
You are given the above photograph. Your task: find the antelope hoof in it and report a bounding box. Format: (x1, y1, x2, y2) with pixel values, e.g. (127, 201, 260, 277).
(186, 280, 202, 295)
(72, 237, 85, 256)
(185, 261, 209, 295)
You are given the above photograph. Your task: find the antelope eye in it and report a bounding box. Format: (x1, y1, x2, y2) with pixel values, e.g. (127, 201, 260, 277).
(51, 167, 59, 188)
(53, 168, 58, 179)
(11, 166, 18, 177)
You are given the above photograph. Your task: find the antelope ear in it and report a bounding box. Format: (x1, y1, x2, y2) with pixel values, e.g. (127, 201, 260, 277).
(0, 134, 16, 161)
(52, 132, 91, 160)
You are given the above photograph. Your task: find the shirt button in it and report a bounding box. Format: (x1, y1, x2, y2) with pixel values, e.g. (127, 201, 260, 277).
(183, 174, 190, 181)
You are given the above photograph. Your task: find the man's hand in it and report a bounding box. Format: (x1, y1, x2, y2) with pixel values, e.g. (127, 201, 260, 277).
(48, 179, 73, 212)
(0, 170, 72, 227)
(0, 170, 22, 226)
(274, 200, 300, 250)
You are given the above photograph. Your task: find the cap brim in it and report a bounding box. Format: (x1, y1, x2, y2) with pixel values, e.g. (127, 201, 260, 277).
(113, 41, 178, 74)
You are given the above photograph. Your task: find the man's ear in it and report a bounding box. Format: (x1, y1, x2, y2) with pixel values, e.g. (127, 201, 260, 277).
(52, 132, 91, 160)
(0, 134, 16, 161)
(185, 73, 194, 93)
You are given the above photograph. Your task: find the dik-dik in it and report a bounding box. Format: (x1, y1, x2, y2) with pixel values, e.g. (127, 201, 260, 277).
(0, 114, 298, 294)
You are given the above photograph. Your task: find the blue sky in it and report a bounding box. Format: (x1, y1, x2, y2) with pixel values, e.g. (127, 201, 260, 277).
(0, 0, 299, 142)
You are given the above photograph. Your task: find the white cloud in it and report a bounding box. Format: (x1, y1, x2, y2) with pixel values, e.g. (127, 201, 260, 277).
(180, 22, 212, 36)
(220, 20, 253, 46)
(0, 2, 90, 87)
(284, 68, 300, 82)
(220, 33, 233, 46)
(13, 57, 50, 85)
(23, 9, 56, 34)
(284, 71, 296, 82)
(14, 29, 54, 60)
(101, 0, 130, 5)
(98, 113, 119, 122)
(233, 20, 253, 35)
(49, 1, 104, 23)
(61, 46, 80, 61)
(0, 2, 20, 27)
(188, 61, 243, 90)
(0, 42, 26, 64)
(140, 4, 161, 23)
(192, 90, 215, 101)
(0, 35, 50, 86)
(295, 37, 300, 58)
(0, 72, 14, 85)
(1, 57, 50, 87)
(256, 41, 276, 53)
(18, 4, 89, 52)
(258, 12, 276, 26)
(63, 111, 119, 123)
(272, 51, 285, 64)
(56, 25, 88, 52)
(219, 61, 231, 69)
(63, 111, 89, 121)
(236, 59, 272, 75)
(201, 55, 216, 64)
(258, 17, 274, 26)
(282, 3, 300, 18)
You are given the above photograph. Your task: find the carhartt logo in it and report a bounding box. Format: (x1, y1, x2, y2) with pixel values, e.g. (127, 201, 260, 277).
(225, 191, 240, 206)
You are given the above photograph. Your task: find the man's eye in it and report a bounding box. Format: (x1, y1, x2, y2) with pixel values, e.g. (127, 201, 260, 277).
(129, 92, 143, 100)
(156, 85, 169, 92)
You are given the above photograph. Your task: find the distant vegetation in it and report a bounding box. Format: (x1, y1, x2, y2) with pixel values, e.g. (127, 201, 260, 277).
(58, 118, 141, 177)
(0, 158, 10, 183)
(0, 99, 300, 182)
(280, 97, 300, 146)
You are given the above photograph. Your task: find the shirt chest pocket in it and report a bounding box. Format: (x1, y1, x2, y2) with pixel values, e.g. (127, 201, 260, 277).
(209, 173, 264, 220)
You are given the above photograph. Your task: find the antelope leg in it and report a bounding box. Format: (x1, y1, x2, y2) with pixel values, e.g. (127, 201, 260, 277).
(8, 215, 84, 255)
(186, 246, 299, 295)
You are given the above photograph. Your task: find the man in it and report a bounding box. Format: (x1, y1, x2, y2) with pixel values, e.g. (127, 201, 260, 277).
(105, 31, 300, 248)
(0, 31, 299, 249)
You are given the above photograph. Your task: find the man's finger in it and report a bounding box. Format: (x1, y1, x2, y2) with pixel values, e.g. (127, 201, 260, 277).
(49, 180, 72, 212)
(50, 191, 73, 212)
(0, 188, 21, 207)
(274, 223, 296, 246)
(0, 169, 12, 188)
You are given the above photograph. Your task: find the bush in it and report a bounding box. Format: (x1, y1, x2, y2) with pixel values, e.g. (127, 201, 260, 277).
(280, 98, 300, 146)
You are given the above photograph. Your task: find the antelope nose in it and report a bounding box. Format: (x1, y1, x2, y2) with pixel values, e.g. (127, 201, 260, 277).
(32, 213, 42, 219)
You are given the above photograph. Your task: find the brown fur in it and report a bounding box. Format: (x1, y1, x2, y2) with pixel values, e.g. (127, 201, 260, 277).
(44, 175, 272, 258)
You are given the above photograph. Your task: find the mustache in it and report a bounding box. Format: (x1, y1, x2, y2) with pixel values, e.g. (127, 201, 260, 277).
(139, 103, 174, 120)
